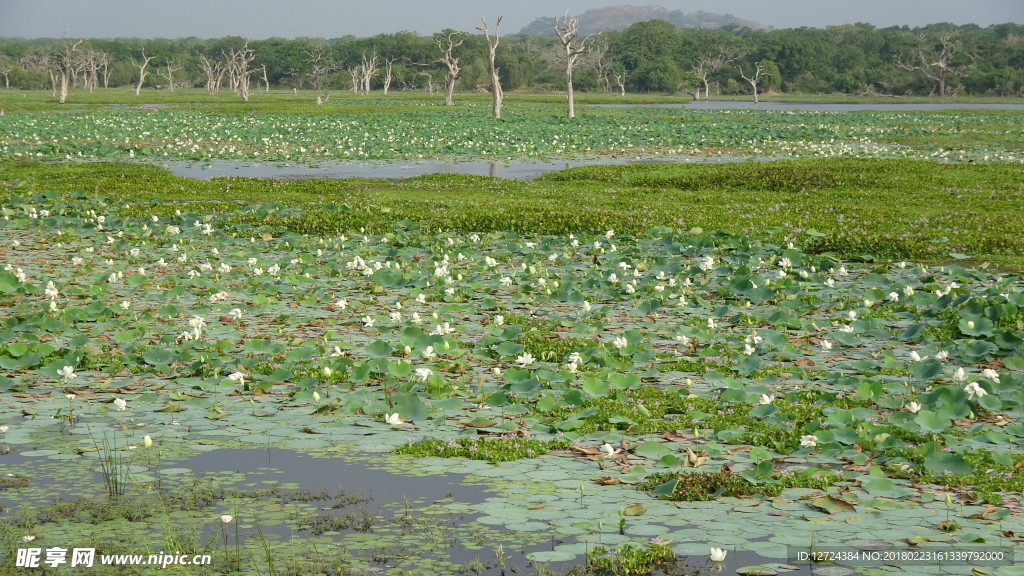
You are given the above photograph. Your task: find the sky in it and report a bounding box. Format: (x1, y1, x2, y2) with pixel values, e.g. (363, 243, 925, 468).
(0, 0, 1021, 39)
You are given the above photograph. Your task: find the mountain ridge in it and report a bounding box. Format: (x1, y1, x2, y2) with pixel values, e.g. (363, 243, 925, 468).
(518, 5, 765, 35)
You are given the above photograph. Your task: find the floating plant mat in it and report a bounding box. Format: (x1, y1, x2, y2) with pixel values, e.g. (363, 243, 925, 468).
(1, 189, 1023, 575)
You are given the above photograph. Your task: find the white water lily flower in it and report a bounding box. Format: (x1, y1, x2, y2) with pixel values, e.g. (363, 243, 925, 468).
(515, 352, 535, 367)
(965, 381, 987, 400)
(759, 394, 775, 405)
(612, 336, 628, 350)
(227, 372, 246, 385)
(113, 398, 127, 412)
(312, 391, 321, 402)
(800, 435, 818, 448)
(953, 367, 966, 381)
(710, 547, 727, 562)
(907, 401, 922, 414)
(415, 368, 433, 382)
(820, 340, 833, 352)
(229, 308, 243, 320)
(385, 413, 404, 426)
(934, 350, 949, 361)
(600, 443, 621, 457)
(362, 316, 375, 327)
(58, 366, 77, 381)
(493, 315, 504, 326)
(982, 369, 1000, 383)
(22, 535, 35, 543)
(422, 346, 436, 360)
(221, 514, 233, 524)
(143, 435, 153, 448)
(910, 351, 927, 362)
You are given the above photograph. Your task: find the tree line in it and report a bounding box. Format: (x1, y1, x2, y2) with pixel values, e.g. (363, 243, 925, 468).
(1, 19, 1022, 103)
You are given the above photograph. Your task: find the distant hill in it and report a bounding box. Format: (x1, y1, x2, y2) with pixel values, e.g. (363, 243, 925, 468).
(518, 5, 765, 36)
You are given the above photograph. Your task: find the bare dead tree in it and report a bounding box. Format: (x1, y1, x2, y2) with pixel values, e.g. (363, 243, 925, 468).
(197, 53, 226, 95)
(54, 35, 84, 104)
(541, 12, 598, 119)
(477, 15, 503, 119)
(381, 57, 399, 95)
(303, 43, 337, 91)
(0, 56, 14, 90)
(586, 34, 614, 92)
(359, 52, 377, 95)
(614, 72, 626, 96)
(158, 60, 181, 93)
(739, 61, 770, 103)
(693, 44, 741, 100)
(895, 29, 976, 97)
(418, 70, 436, 94)
(434, 31, 465, 105)
(224, 43, 257, 101)
(130, 48, 155, 96)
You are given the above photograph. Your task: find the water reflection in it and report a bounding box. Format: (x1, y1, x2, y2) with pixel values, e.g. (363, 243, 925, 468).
(160, 155, 761, 181)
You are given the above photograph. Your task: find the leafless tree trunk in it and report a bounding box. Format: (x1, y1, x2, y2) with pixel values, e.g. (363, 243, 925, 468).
(693, 44, 740, 101)
(434, 31, 464, 105)
(895, 29, 976, 97)
(55, 36, 83, 104)
(739, 61, 769, 103)
(478, 15, 503, 119)
(224, 43, 256, 101)
(198, 53, 225, 95)
(381, 57, 398, 95)
(614, 73, 626, 96)
(0, 57, 13, 89)
(586, 34, 613, 92)
(359, 52, 377, 95)
(261, 64, 269, 92)
(130, 48, 154, 96)
(418, 71, 436, 94)
(96, 51, 111, 88)
(304, 43, 337, 91)
(542, 12, 597, 119)
(158, 60, 180, 93)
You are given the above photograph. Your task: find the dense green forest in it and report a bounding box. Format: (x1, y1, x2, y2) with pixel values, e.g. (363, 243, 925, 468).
(1, 20, 1022, 98)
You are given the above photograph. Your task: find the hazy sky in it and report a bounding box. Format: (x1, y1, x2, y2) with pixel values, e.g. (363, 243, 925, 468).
(1, 0, 1021, 39)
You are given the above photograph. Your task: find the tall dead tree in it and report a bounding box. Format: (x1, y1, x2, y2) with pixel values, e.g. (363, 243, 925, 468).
(693, 44, 740, 100)
(158, 60, 181, 92)
(358, 52, 377, 95)
(895, 30, 976, 97)
(130, 48, 154, 96)
(739, 61, 770, 103)
(434, 31, 464, 106)
(198, 53, 225, 95)
(543, 12, 597, 119)
(0, 56, 15, 90)
(224, 43, 256, 101)
(477, 15, 503, 119)
(303, 43, 337, 91)
(381, 57, 399, 95)
(54, 35, 83, 104)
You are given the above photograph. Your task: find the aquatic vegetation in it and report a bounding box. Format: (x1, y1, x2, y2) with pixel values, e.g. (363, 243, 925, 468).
(1, 123, 1023, 573)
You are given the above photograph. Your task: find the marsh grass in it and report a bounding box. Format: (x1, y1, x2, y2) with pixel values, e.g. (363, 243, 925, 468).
(2, 158, 1022, 268)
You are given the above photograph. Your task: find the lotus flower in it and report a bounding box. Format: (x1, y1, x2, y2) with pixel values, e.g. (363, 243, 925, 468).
(113, 398, 127, 412)
(600, 442, 621, 457)
(58, 366, 77, 381)
(710, 547, 727, 562)
(907, 401, 922, 414)
(143, 435, 153, 448)
(759, 394, 775, 405)
(964, 381, 987, 400)
(800, 434, 818, 448)
(220, 514, 233, 524)
(385, 413, 404, 426)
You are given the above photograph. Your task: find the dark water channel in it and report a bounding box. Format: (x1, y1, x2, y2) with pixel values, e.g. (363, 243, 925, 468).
(158, 155, 763, 181)
(1, 446, 816, 575)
